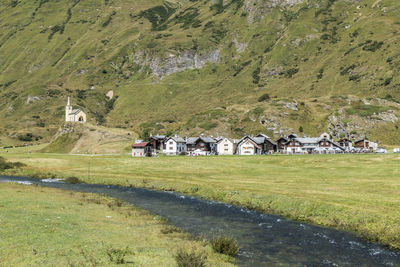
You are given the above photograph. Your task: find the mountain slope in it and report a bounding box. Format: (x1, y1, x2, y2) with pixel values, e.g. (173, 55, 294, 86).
(0, 0, 399, 146)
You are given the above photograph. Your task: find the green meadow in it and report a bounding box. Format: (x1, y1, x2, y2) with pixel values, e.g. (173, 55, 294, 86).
(0, 183, 234, 266)
(2, 150, 400, 251)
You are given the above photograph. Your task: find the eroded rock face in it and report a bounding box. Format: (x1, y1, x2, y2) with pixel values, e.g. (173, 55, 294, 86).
(244, 0, 305, 23)
(26, 96, 40, 104)
(149, 50, 220, 79)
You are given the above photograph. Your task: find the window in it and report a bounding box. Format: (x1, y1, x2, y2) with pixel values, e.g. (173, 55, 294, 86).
(169, 147, 173, 150)
(225, 148, 228, 151)
(169, 141, 173, 145)
(224, 144, 228, 147)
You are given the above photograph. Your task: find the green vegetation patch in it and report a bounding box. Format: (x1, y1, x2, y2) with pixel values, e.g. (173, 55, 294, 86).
(138, 1, 177, 31)
(0, 184, 233, 266)
(346, 102, 389, 117)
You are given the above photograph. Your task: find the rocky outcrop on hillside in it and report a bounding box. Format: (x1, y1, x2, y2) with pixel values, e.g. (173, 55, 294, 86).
(149, 50, 220, 79)
(244, 0, 305, 23)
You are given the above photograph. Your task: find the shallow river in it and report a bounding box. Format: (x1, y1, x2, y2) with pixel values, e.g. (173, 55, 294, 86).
(1, 176, 399, 266)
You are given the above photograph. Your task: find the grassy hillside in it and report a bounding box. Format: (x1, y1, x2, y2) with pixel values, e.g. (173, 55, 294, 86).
(0, 0, 399, 145)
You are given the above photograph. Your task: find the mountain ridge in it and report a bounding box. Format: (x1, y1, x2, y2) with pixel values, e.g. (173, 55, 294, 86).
(0, 0, 399, 146)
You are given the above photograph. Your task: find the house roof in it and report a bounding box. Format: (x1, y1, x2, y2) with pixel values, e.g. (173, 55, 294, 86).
(151, 135, 166, 140)
(296, 137, 320, 144)
(187, 137, 216, 145)
(132, 142, 150, 148)
(200, 137, 216, 143)
(277, 137, 289, 142)
(165, 136, 186, 143)
(256, 133, 270, 139)
(69, 109, 83, 115)
(237, 136, 264, 148)
(186, 137, 199, 145)
(216, 137, 234, 144)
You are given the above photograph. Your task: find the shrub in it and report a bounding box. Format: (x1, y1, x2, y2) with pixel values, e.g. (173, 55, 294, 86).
(175, 249, 206, 267)
(363, 41, 383, 52)
(18, 133, 33, 142)
(258, 93, 270, 102)
(106, 247, 131, 264)
(65, 176, 82, 184)
(285, 68, 299, 78)
(0, 157, 26, 171)
(161, 226, 182, 234)
(299, 126, 304, 133)
(211, 236, 239, 256)
(383, 77, 392, 86)
(252, 66, 261, 84)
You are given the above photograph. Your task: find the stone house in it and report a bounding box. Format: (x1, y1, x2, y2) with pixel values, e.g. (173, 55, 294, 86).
(163, 136, 186, 155)
(132, 142, 153, 157)
(216, 138, 238, 155)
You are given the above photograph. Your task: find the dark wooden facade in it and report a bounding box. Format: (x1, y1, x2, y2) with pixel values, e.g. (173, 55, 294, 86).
(150, 135, 166, 151)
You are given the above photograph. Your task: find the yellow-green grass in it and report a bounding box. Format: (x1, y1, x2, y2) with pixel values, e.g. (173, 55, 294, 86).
(0, 183, 234, 266)
(2, 151, 400, 250)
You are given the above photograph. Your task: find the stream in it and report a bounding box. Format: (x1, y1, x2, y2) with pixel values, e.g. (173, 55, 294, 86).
(1, 175, 399, 267)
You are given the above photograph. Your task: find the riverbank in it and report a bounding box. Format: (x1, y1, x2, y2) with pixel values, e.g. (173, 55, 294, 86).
(2, 151, 400, 251)
(0, 183, 234, 266)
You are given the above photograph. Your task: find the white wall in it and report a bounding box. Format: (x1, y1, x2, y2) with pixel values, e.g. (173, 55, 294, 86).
(164, 139, 177, 155)
(238, 141, 255, 155)
(217, 139, 235, 155)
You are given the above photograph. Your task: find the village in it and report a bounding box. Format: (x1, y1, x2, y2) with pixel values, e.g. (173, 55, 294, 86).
(132, 133, 389, 157)
(62, 97, 395, 157)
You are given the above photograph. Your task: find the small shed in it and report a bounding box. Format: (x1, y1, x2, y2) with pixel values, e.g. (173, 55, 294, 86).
(132, 142, 153, 157)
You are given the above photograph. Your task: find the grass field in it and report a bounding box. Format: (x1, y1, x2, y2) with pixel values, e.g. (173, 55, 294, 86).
(0, 183, 234, 266)
(1, 149, 400, 251)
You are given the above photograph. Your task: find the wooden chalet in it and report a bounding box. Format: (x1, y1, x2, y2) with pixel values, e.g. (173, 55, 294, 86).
(186, 136, 217, 155)
(237, 134, 277, 155)
(276, 136, 290, 153)
(354, 139, 378, 152)
(150, 135, 167, 151)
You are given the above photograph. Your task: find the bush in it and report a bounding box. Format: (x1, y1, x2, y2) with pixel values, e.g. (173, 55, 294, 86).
(211, 236, 239, 256)
(258, 93, 270, 102)
(65, 176, 82, 184)
(18, 133, 33, 142)
(363, 40, 383, 52)
(161, 226, 182, 234)
(0, 157, 25, 171)
(383, 77, 392, 86)
(106, 247, 131, 264)
(175, 250, 206, 267)
(285, 68, 299, 78)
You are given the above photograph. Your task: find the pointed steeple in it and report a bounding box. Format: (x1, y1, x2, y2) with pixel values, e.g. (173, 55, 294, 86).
(67, 96, 71, 107)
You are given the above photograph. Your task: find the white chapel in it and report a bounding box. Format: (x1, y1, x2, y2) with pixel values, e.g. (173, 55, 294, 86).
(65, 97, 86, 123)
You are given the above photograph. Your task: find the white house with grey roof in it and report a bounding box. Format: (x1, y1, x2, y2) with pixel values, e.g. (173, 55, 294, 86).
(65, 97, 86, 123)
(163, 136, 186, 155)
(216, 138, 238, 155)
